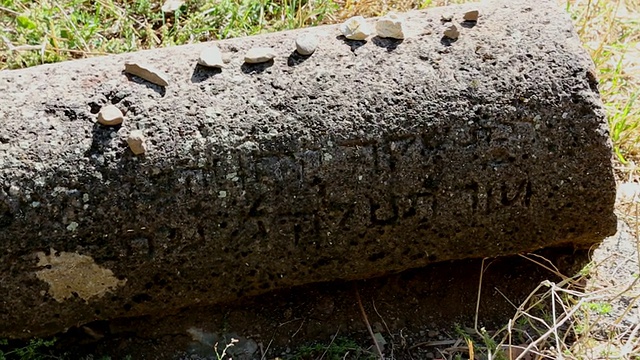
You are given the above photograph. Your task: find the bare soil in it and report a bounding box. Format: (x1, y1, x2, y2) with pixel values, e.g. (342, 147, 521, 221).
(42, 245, 591, 359)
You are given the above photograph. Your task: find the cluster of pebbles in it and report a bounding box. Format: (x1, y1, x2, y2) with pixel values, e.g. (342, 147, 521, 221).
(441, 9, 479, 40)
(98, 9, 479, 155)
(96, 102, 147, 156)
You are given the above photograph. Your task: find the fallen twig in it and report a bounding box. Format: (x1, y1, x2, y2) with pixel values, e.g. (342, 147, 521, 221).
(354, 283, 384, 359)
(318, 326, 340, 360)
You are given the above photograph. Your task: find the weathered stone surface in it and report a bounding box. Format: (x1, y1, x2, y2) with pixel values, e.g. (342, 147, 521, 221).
(464, 9, 480, 21)
(376, 12, 407, 39)
(444, 23, 460, 39)
(0, 0, 616, 339)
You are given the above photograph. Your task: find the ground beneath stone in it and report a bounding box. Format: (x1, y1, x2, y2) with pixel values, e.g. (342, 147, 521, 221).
(57, 246, 600, 359)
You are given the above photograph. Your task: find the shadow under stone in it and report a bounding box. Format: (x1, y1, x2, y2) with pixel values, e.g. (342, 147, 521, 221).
(56, 246, 591, 359)
(241, 60, 274, 74)
(337, 35, 367, 53)
(122, 72, 166, 97)
(461, 20, 477, 28)
(190, 64, 222, 83)
(440, 36, 458, 46)
(86, 122, 121, 163)
(372, 36, 404, 52)
(287, 51, 312, 67)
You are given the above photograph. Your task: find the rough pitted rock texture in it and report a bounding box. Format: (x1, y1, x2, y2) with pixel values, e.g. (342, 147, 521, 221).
(0, 0, 616, 339)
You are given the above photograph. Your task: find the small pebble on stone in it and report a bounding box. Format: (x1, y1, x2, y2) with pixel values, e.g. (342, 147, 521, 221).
(440, 13, 453, 22)
(244, 47, 276, 64)
(339, 16, 372, 41)
(127, 130, 146, 155)
(295, 33, 319, 56)
(198, 46, 225, 68)
(463, 9, 479, 21)
(443, 24, 460, 40)
(161, 0, 184, 13)
(97, 105, 124, 126)
(375, 12, 407, 39)
(124, 61, 170, 87)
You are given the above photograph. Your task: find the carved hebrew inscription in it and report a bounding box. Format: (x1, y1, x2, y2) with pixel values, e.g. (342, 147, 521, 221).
(183, 127, 534, 247)
(465, 179, 532, 215)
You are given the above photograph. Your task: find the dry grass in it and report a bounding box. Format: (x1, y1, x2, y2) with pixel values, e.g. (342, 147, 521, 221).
(399, 245, 640, 359)
(568, 0, 640, 167)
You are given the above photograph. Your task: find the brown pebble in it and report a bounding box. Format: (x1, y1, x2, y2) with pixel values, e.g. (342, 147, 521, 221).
(443, 24, 460, 40)
(464, 10, 479, 21)
(124, 61, 170, 87)
(97, 105, 124, 126)
(127, 130, 146, 155)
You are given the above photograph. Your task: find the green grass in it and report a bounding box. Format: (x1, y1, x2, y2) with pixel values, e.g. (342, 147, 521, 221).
(0, 338, 56, 360)
(566, 0, 640, 166)
(584, 301, 613, 315)
(0, 0, 337, 69)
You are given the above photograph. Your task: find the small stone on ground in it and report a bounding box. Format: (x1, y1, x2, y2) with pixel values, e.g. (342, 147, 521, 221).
(295, 34, 318, 56)
(339, 16, 372, 40)
(464, 9, 479, 21)
(617, 182, 640, 203)
(97, 105, 124, 126)
(127, 130, 147, 155)
(376, 12, 407, 39)
(443, 24, 460, 40)
(198, 46, 224, 68)
(244, 48, 276, 63)
(161, 0, 184, 13)
(124, 61, 170, 87)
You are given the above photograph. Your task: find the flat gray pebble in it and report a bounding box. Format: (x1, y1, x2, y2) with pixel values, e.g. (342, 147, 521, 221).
(198, 46, 224, 68)
(124, 61, 170, 87)
(244, 47, 276, 63)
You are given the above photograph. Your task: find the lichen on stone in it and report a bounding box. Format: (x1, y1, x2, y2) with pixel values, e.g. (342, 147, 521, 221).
(35, 249, 126, 302)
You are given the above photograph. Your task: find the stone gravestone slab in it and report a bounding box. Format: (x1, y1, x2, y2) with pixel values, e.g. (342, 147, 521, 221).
(0, 0, 616, 338)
